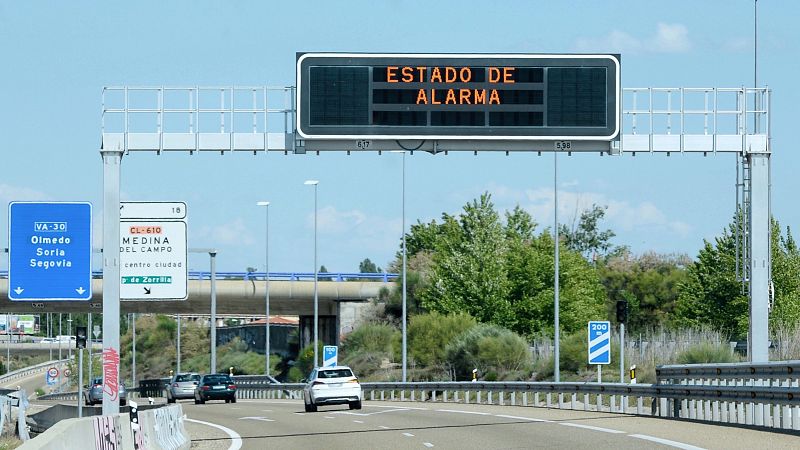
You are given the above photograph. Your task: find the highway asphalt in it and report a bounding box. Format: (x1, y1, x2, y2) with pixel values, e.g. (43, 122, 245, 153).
(179, 399, 800, 450)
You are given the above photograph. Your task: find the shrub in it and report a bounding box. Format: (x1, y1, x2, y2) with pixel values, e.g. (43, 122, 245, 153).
(444, 324, 532, 381)
(340, 323, 398, 358)
(676, 341, 739, 364)
(408, 312, 477, 367)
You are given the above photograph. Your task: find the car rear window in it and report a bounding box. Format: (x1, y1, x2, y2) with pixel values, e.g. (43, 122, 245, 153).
(319, 369, 354, 378)
(204, 375, 230, 383)
(176, 374, 198, 382)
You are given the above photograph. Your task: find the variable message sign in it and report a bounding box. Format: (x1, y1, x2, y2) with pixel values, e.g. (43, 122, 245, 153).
(297, 53, 620, 140)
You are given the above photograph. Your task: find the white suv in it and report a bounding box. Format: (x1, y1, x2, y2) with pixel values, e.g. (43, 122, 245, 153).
(303, 366, 362, 412)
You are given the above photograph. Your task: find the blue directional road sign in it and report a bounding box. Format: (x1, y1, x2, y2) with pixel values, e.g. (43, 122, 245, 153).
(588, 321, 611, 365)
(8, 202, 92, 301)
(323, 345, 338, 367)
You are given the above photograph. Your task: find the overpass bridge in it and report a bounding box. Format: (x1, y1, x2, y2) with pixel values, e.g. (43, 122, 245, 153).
(0, 271, 394, 314)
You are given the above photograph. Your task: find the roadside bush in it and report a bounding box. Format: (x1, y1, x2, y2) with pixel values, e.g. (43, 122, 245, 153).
(408, 312, 476, 367)
(444, 324, 532, 381)
(676, 341, 739, 364)
(340, 323, 398, 358)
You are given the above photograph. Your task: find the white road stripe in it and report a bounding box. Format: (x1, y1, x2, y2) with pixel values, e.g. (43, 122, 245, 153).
(353, 420, 364, 423)
(423, 443, 434, 448)
(629, 434, 706, 450)
(495, 414, 550, 422)
(324, 416, 335, 419)
(333, 408, 412, 416)
(185, 418, 243, 450)
(378, 425, 391, 429)
(402, 432, 415, 437)
(239, 416, 274, 422)
(371, 404, 428, 410)
(560, 423, 625, 434)
(436, 409, 491, 416)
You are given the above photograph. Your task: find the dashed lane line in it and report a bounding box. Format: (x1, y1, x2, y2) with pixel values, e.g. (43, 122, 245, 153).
(402, 432, 415, 437)
(629, 434, 706, 450)
(436, 409, 491, 416)
(559, 422, 625, 434)
(423, 443, 434, 448)
(493, 414, 550, 423)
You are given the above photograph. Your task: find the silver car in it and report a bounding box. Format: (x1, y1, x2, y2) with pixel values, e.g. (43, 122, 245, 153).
(84, 377, 127, 406)
(166, 373, 200, 403)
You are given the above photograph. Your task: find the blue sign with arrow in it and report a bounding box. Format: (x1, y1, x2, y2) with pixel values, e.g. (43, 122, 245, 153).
(8, 202, 92, 301)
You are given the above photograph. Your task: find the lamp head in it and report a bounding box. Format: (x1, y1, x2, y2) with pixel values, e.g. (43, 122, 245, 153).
(256, 201, 270, 206)
(304, 180, 319, 186)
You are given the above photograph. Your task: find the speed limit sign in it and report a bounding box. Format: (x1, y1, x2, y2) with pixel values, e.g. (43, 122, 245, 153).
(47, 367, 58, 378)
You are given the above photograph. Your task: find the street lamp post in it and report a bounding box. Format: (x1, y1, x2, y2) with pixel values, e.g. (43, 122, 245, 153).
(257, 201, 271, 376)
(390, 150, 408, 382)
(304, 180, 319, 368)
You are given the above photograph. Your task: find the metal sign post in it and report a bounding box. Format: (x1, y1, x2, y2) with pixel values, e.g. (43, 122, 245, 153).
(101, 149, 122, 416)
(588, 321, 611, 383)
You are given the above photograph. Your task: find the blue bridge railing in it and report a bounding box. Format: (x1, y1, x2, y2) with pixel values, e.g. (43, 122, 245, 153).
(0, 270, 398, 283)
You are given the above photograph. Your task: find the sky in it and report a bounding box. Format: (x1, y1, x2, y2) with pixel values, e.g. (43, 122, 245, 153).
(0, 1, 798, 275)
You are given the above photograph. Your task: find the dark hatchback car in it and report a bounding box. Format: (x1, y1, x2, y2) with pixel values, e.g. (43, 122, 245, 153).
(194, 374, 237, 404)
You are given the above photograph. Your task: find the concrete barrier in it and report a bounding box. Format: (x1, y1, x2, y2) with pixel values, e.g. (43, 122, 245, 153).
(18, 404, 189, 450)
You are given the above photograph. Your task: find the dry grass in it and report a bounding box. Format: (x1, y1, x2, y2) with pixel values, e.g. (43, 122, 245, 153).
(771, 322, 800, 360)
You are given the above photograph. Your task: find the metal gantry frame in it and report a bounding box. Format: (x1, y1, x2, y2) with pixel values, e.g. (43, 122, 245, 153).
(99, 86, 772, 416)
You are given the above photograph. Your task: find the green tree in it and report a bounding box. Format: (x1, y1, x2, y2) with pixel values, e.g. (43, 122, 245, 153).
(559, 204, 617, 260)
(359, 258, 382, 273)
(421, 193, 514, 328)
(598, 251, 690, 332)
(674, 214, 800, 338)
(505, 213, 606, 336)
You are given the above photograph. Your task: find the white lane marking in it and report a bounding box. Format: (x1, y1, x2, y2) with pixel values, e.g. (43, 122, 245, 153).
(379, 425, 391, 429)
(324, 416, 335, 419)
(436, 409, 491, 416)
(424, 443, 434, 448)
(185, 418, 243, 450)
(353, 420, 364, 423)
(293, 412, 304, 415)
(371, 404, 428, 410)
(239, 416, 274, 422)
(559, 422, 625, 434)
(629, 434, 706, 450)
(495, 414, 550, 423)
(261, 409, 273, 412)
(402, 432, 415, 437)
(333, 408, 412, 416)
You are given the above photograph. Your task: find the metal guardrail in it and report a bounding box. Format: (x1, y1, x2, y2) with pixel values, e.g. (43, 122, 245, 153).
(0, 270, 399, 282)
(0, 359, 69, 386)
(657, 361, 800, 381)
(35, 378, 800, 431)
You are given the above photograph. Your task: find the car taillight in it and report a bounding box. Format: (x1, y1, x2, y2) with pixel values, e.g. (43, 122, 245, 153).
(201, 386, 210, 391)
(228, 385, 236, 390)
(173, 383, 179, 387)
(347, 379, 359, 383)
